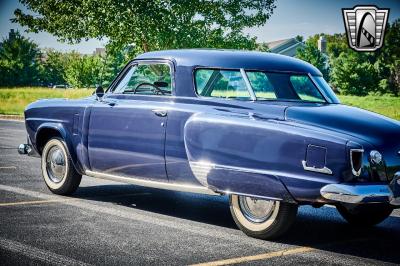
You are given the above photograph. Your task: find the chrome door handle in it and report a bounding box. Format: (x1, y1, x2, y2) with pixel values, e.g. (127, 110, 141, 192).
(152, 109, 167, 117)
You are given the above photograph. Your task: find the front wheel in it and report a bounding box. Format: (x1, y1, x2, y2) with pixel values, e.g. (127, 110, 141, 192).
(41, 137, 82, 195)
(336, 204, 393, 226)
(229, 195, 298, 240)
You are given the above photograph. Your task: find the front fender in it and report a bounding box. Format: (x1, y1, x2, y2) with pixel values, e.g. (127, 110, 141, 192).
(35, 122, 83, 174)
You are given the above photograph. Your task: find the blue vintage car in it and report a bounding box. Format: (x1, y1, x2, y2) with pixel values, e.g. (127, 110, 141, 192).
(19, 49, 400, 239)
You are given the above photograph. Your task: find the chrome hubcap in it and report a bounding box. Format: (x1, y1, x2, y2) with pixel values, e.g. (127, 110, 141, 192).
(46, 146, 66, 183)
(238, 196, 276, 223)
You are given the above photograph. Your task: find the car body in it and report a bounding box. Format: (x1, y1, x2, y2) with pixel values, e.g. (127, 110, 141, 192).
(52, 84, 70, 89)
(19, 49, 400, 239)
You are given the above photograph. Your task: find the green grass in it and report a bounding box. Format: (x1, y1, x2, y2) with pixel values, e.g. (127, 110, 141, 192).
(339, 95, 400, 121)
(0, 87, 399, 120)
(0, 87, 92, 115)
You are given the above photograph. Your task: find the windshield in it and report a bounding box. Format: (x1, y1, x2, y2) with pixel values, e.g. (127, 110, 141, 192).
(246, 71, 326, 103)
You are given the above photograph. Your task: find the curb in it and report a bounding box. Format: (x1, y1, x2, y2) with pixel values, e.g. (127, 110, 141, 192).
(0, 114, 24, 121)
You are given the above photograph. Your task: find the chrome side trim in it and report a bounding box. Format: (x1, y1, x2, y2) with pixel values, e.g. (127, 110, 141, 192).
(240, 68, 257, 101)
(222, 190, 282, 201)
(85, 170, 220, 196)
(189, 160, 333, 184)
(188, 161, 215, 186)
(301, 160, 332, 175)
(320, 183, 398, 204)
(350, 148, 364, 177)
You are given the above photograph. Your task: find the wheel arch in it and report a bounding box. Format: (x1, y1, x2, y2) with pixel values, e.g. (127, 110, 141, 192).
(35, 123, 83, 174)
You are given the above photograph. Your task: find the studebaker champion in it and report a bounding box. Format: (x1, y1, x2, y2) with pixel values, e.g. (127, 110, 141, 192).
(19, 49, 400, 239)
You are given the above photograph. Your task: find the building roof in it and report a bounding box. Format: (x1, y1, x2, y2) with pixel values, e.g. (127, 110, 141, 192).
(266, 39, 292, 50)
(136, 49, 321, 76)
(265, 38, 304, 57)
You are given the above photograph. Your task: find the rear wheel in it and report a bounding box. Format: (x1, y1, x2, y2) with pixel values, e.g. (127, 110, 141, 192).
(41, 137, 81, 195)
(337, 204, 393, 226)
(229, 194, 298, 240)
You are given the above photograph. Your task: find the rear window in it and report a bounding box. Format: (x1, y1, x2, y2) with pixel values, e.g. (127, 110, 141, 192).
(247, 71, 325, 102)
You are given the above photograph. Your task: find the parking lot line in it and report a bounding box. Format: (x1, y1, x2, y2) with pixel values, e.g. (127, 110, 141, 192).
(191, 237, 373, 266)
(0, 166, 17, 169)
(190, 246, 315, 266)
(0, 198, 76, 207)
(0, 184, 278, 247)
(0, 236, 91, 266)
(0, 191, 151, 207)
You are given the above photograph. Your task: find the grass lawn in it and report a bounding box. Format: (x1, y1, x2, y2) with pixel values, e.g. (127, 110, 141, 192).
(339, 95, 400, 121)
(0, 87, 92, 115)
(0, 87, 399, 120)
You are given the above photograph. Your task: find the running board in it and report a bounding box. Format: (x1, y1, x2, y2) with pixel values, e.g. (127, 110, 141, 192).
(85, 170, 220, 196)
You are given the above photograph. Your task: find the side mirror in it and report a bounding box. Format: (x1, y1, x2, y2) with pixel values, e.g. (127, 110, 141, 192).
(95, 86, 104, 100)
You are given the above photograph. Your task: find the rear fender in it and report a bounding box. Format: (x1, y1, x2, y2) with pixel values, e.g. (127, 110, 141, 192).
(184, 113, 348, 203)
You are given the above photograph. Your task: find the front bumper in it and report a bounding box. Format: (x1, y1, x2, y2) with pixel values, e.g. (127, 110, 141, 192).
(18, 136, 39, 157)
(320, 172, 400, 206)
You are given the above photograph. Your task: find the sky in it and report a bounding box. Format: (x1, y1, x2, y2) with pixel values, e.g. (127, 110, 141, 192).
(0, 0, 399, 54)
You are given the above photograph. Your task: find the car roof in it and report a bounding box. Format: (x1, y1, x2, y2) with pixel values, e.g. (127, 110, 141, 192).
(135, 49, 322, 76)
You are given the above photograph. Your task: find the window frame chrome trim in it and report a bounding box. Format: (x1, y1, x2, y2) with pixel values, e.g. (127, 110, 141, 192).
(108, 59, 176, 97)
(240, 68, 257, 101)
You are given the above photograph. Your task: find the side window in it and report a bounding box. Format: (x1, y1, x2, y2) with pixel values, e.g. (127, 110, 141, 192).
(113, 63, 172, 95)
(290, 75, 325, 102)
(246, 71, 277, 100)
(195, 69, 251, 100)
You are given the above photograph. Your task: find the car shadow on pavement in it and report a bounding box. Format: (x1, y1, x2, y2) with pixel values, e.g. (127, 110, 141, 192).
(281, 206, 400, 264)
(73, 184, 400, 264)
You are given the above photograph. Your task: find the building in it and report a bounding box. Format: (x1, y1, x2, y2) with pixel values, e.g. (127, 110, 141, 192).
(265, 38, 305, 57)
(93, 47, 106, 56)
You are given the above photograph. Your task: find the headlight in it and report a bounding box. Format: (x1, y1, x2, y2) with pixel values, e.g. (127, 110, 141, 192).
(370, 150, 382, 164)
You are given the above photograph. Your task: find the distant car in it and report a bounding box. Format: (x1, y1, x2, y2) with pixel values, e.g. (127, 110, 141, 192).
(19, 49, 400, 239)
(52, 84, 69, 89)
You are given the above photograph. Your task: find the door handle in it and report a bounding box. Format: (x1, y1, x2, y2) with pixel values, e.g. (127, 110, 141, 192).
(152, 109, 167, 117)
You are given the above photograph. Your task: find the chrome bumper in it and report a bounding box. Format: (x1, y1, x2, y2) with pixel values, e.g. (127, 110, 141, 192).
(18, 137, 39, 157)
(18, 144, 33, 155)
(321, 172, 400, 206)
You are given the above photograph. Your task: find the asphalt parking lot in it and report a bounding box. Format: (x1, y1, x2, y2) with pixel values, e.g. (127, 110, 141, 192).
(0, 119, 399, 265)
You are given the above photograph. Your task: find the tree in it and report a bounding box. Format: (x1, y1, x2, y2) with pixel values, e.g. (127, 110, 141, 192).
(306, 33, 348, 58)
(0, 30, 41, 86)
(39, 49, 69, 85)
(330, 50, 379, 96)
(100, 46, 135, 86)
(296, 41, 329, 80)
(375, 19, 400, 95)
(294, 35, 303, 43)
(64, 53, 104, 88)
(13, 0, 276, 54)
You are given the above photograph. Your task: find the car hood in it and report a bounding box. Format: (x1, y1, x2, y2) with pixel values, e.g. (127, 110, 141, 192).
(285, 104, 400, 149)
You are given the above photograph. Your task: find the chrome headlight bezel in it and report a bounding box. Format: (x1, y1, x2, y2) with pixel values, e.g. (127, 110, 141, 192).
(350, 149, 364, 177)
(370, 150, 383, 164)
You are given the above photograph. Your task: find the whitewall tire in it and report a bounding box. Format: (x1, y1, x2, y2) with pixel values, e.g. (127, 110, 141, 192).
(41, 138, 82, 195)
(229, 194, 298, 239)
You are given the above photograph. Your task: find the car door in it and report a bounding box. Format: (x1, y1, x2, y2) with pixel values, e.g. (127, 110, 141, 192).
(87, 61, 173, 181)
